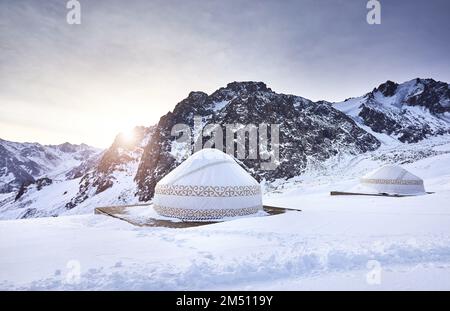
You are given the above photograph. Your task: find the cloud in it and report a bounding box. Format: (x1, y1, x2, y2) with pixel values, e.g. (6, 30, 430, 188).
(1, 0, 449, 147)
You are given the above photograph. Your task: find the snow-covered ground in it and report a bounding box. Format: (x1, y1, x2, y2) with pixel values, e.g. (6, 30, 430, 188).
(1, 139, 450, 290)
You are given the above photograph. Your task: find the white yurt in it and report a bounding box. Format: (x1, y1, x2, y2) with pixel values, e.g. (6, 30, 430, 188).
(153, 148, 263, 221)
(355, 165, 426, 195)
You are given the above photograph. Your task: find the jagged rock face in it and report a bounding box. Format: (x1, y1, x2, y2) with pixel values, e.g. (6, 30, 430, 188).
(358, 105, 440, 143)
(66, 126, 155, 209)
(135, 82, 380, 201)
(374, 79, 450, 113)
(376, 80, 399, 97)
(404, 79, 450, 114)
(36, 177, 52, 190)
(335, 79, 450, 143)
(0, 144, 36, 193)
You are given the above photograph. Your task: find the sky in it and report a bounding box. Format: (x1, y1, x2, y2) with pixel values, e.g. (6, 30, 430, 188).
(1, 0, 449, 148)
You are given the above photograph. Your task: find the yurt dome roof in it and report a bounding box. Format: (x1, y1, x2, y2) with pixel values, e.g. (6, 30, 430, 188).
(157, 148, 258, 187)
(361, 165, 422, 182)
(357, 165, 426, 195)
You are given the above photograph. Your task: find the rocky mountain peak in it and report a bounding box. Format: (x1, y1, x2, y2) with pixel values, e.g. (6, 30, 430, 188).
(134, 82, 380, 201)
(335, 78, 450, 143)
(172, 91, 209, 116)
(405, 78, 450, 113)
(187, 91, 208, 100)
(224, 81, 271, 94)
(371, 78, 450, 113)
(55, 142, 78, 153)
(374, 80, 399, 97)
(53, 142, 97, 154)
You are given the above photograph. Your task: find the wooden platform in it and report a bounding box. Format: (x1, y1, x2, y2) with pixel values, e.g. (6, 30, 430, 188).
(94, 204, 299, 228)
(330, 191, 433, 197)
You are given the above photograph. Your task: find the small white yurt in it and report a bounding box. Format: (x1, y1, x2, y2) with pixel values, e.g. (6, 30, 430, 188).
(356, 165, 426, 196)
(153, 148, 263, 221)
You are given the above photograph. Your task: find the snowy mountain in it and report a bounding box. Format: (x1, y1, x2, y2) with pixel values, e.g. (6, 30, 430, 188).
(135, 81, 380, 201)
(1, 78, 450, 219)
(65, 126, 155, 209)
(0, 126, 154, 219)
(334, 78, 450, 143)
(0, 139, 100, 194)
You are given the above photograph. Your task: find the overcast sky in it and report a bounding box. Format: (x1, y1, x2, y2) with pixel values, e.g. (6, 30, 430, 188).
(1, 0, 449, 148)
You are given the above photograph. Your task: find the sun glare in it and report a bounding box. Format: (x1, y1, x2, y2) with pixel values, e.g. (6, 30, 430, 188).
(119, 127, 136, 144)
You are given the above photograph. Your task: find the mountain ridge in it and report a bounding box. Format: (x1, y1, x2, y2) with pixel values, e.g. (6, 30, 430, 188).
(1, 77, 449, 219)
(334, 78, 450, 143)
(0, 139, 101, 194)
(134, 80, 381, 201)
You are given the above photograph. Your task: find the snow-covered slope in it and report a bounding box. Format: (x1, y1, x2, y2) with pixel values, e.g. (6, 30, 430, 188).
(0, 127, 155, 219)
(65, 126, 155, 210)
(1, 139, 450, 290)
(334, 79, 450, 143)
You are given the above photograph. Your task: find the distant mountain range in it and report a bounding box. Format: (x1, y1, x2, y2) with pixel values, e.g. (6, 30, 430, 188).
(0, 140, 100, 194)
(334, 78, 450, 143)
(1, 78, 449, 219)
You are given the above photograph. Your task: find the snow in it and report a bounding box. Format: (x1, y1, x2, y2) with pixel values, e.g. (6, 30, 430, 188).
(0, 178, 81, 219)
(170, 140, 191, 162)
(0, 136, 148, 219)
(212, 100, 230, 112)
(441, 99, 450, 108)
(334, 96, 364, 118)
(1, 139, 450, 290)
(0, 172, 15, 186)
(440, 112, 450, 123)
(216, 265, 450, 290)
(66, 160, 142, 215)
(0, 157, 141, 219)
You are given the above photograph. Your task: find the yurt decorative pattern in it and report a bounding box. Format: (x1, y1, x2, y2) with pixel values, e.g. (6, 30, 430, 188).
(360, 178, 423, 186)
(153, 205, 261, 221)
(155, 185, 261, 197)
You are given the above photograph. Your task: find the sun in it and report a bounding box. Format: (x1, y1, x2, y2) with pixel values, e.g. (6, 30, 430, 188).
(118, 127, 136, 144)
